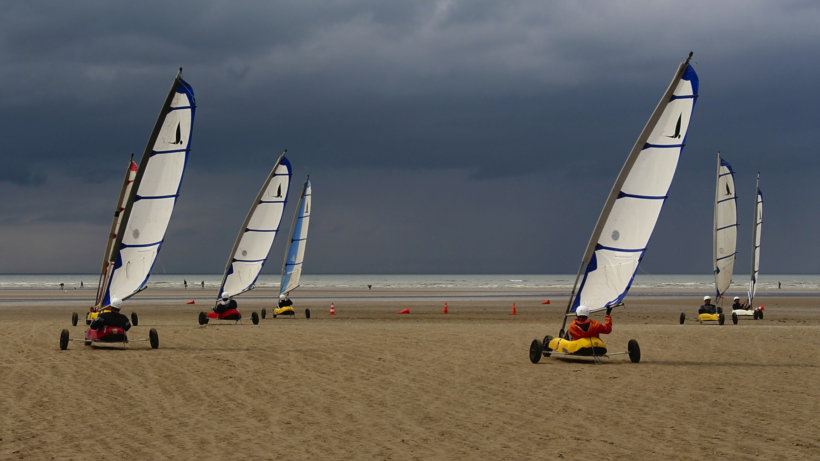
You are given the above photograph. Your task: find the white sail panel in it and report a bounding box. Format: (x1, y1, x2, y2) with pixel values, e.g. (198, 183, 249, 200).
(219, 155, 292, 297)
(569, 56, 698, 314)
(749, 179, 763, 303)
(280, 179, 311, 295)
(713, 155, 737, 296)
(101, 72, 195, 306)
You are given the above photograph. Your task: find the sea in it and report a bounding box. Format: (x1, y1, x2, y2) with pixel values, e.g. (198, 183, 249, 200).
(1, 273, 818, 296)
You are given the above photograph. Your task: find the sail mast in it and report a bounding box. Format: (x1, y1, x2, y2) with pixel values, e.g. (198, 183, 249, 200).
(560, 52, 697, 335)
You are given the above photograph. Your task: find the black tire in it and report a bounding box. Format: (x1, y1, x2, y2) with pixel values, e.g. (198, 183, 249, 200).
(529, 339, 542, 364)
(131, 312, 139, 326)
(679, 312, 685, 325)
(718, 313, 725, 325)
(305, 308, 311, 319)
(732, 313, 738, 325)
(71, 312, 78, 326)
(758, 310, 764, 320)
(717, 306, 723, 314)
(149, 328, 159, 349)
(198, 312, 208, 325)
(628, 339, 641, 363)
(542, 335, 553, 357)
(252, 312, 259, 325)
(261, 308, 266, 319)
(84, 339, 91, 346)
(60, 329, 69, 350)
(273, 314, 277, 319)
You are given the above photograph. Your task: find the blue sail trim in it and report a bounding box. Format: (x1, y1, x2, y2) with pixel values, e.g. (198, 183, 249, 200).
(716, 223, 738, 231)
(134, 194, 179, 201)
(717, 196, 736, 204)
(259, 199, 286, 204)
(246, 228, 280, 233)
(682, 64, 699, 94)
(617, 192, 667, 200)
(233, 257, 267, 263)
(151, 148, 189, 155)
(595, 244, 646, 253)
(120, 241, 162, 249)
(670, 94, 696, 101)
(716, 252, 737, 262)
(168, 105, 194, 112)
(643, 142, 685, 149)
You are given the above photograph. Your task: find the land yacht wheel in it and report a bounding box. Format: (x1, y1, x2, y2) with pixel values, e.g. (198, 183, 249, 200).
(60, 329, 70, 350)
(679, 312, 685, 324)
(131, 312, 139, 326)
(252, 312, 259, 325)
(305, 309, 311, 319)
(529, 339, 543, 364)
(628, 339, 641, 363)
(260, 309, 266, 319)
(198, 312, 208, 325)
(71, 312, 78, 326)
(758, 310, 764, 320)
(149, 328, 159, 349)
(718, 313, 725, 325)
(542, 335, 553, 357)
(732, 313, 738, 325)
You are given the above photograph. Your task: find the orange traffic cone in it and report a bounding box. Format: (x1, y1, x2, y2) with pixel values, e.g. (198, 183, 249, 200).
(541, 299, 550, 305)
(329, 302, 336, 315)
(398, 308, 410, 314)
(443, 302, 448, 314)
(511, 303, 517, 315)
(186, 300, 195, 305)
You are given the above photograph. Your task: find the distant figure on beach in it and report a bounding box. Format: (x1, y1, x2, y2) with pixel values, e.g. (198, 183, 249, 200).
(278, 293, 294, 309)
(201, 280, 205, 289)
(568, 305, 613, 340)
(184, 279, 188, 289)
(91, 298, 131, 331)
(213, 292, 237, 314)
(368, 284, 372, 291)
(59, 282, 65, 291)
(778, 281, 781, 289)
(698, 296, 717, 315)
(80, 281, 83, 288)
(732, 296, 749, 311)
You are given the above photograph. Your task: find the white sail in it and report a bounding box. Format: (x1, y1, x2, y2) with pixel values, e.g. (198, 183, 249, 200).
(713, 154, 737, 297)
(100, 70, 196, 307)
(218, 153, 292, 298)
(748, 174, 763, 304)
(566, 53, 699, 317)
(280, 178, 311, 295)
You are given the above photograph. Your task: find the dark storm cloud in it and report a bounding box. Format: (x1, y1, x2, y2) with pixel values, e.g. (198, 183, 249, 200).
(1, 1, 818, 275)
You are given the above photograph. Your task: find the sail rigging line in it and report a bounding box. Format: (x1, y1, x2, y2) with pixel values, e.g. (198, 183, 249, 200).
(559, 52, 698, 336)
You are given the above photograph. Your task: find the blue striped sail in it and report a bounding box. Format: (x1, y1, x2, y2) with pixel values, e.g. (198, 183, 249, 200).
(101, 70, 196, 307)
(568, 54, 699, 315)
(280, 178, 311, 295)
(218, 153, 292, 299)
(714, 154, 738, 297)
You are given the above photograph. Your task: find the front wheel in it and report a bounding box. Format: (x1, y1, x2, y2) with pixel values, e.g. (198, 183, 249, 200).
(628, 339, 641, 363)
(71, 312, 78, 326)
(198, 312, 208, 325)
(252, 312, 259, 325)
(60, 329, 69, 350)
(718, 313, 725, 325)
(758, 310, 764, 320)
(679, 312, 685, 325)
(149, 328, 159, 349)
(732, 313, 738, 325)
(260, 308, 266, 319)
(305, 308, 311, 319)
(131, 312, 139, 326)
(529, 339, 543, 364)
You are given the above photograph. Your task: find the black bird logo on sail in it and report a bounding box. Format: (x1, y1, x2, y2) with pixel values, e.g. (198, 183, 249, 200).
(276, 184, 282, 198)
(667, 114, 682, 139)
(174, 123, 183, 144)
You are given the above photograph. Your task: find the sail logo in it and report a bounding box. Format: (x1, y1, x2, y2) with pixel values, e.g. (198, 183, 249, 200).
(666, 114, 682, 139)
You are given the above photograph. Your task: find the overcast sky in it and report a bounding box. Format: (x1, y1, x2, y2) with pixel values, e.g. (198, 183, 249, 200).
(1, 0, 818, 276)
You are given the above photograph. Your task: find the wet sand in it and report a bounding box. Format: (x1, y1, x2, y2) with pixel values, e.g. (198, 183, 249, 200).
(0, 287, 818, 459)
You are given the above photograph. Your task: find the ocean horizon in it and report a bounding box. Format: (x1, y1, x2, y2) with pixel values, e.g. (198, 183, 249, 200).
(1, 273, 818, 296)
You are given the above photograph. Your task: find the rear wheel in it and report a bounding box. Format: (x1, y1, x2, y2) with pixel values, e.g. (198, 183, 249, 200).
(261, 308, 266, 319)
(71, 312, 78, 326)
(131, 312, 139, 326)
(679, 312, 686, 324)
(732, 313, 738, 325)
(305, 308, 311, 319)
(758, 310, 764, 320)
(60, 329, 69, 350)
(718, 313, 725, 325)
(149, 328, 159, 349)
(542, 335, 553, 357)
(252, 312, 259, 325)
(529, 339, 543, 364)
(628, 339, 641, 363)
(198, 312, 208, 325)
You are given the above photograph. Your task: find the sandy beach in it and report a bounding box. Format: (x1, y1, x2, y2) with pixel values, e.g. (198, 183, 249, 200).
(0, 287, 818, 459)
